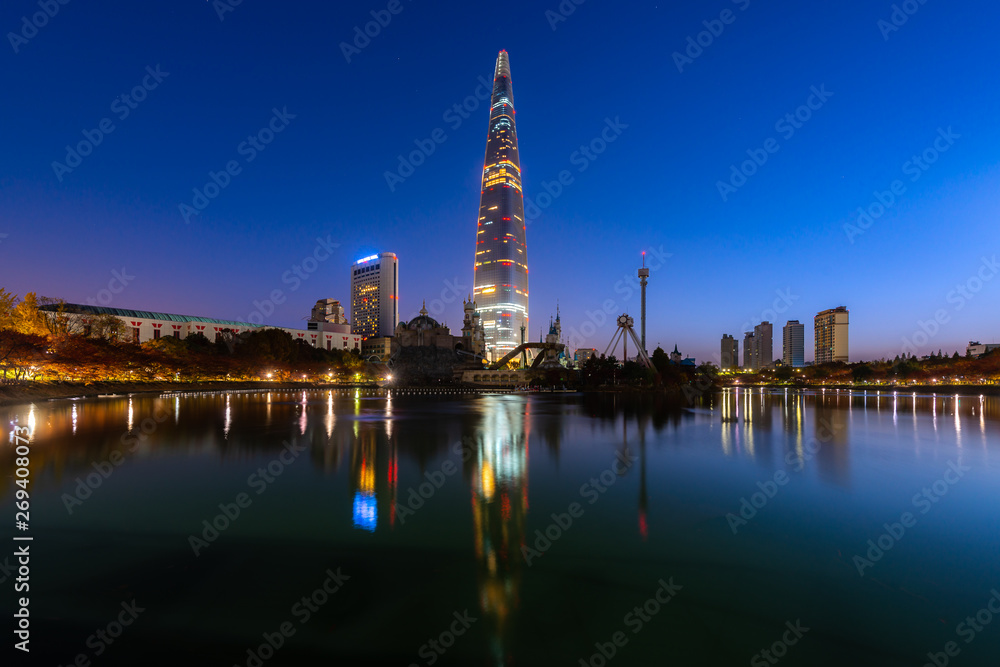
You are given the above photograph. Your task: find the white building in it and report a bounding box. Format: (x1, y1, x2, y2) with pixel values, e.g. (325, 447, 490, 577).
(351, 252, 398, 339)
(42, 303, 362, 352)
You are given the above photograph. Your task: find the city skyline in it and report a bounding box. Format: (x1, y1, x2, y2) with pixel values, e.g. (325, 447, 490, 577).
(2, 1, 999, 363)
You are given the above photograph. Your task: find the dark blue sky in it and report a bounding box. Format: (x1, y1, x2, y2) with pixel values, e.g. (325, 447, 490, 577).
(2, 0, 998, 362)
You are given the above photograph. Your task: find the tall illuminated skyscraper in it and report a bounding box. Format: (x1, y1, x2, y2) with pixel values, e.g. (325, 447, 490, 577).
(351, 252, 398, 339)
(473, 50, 528, 361)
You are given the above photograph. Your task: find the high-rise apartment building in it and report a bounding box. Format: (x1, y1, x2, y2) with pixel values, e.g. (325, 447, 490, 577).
(473, 50, 529, 361)
(350, 252, 398, 339)
(783, 320, 805, 367)
(815, 306, 849, 363)
(721, 334, 738, 369)
(753, 321, 773, 369)
(743, 331, 755, 368)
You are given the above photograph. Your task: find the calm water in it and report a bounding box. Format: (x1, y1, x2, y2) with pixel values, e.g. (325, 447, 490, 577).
(3, 388, 1000, 666)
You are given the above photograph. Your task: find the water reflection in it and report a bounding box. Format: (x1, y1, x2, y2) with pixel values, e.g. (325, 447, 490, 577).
(4, 388, 1000, 664)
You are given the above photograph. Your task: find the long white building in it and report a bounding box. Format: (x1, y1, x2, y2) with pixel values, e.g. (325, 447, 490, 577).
(42, 303, 362, 352)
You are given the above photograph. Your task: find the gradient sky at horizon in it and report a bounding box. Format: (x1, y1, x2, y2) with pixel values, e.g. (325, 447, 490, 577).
(2, 0, 998, 363)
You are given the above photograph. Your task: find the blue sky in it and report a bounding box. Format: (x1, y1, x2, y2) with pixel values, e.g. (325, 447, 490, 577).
(2, 0, 998, 362)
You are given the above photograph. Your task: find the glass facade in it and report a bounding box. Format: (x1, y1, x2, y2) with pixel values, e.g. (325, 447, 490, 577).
(473, 50, 528, 360)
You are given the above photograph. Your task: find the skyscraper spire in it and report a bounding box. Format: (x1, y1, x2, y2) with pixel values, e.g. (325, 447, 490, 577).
(473, 50, 528, 362)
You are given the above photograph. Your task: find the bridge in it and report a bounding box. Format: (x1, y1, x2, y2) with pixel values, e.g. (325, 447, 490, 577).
(487, 342, 565, 370)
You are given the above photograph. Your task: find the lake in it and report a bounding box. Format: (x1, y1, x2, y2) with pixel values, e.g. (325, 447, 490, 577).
(3, 387, 999, 666)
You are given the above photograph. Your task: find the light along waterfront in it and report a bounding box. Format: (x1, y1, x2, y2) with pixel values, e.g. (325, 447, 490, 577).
(3, 388, 1000, 665)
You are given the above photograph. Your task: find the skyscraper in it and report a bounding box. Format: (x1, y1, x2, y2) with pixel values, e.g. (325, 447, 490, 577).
(815, 306, 849, 364)
(350, 252, 398, 339)
(783, 320, 805, 367)
(721, 334, 738, 369)
(753, 321, 773, 369)
(743, 331, 755, 368)
(473, 50, 528, 361)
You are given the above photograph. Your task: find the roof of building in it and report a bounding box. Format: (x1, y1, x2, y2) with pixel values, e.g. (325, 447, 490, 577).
(39, 303, 261, 328)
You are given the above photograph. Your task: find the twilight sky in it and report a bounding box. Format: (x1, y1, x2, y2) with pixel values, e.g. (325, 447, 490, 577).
(2, 0, 998, 363)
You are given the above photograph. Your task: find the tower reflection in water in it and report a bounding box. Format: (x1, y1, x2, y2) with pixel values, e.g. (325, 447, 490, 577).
(468, 396, 529, 665)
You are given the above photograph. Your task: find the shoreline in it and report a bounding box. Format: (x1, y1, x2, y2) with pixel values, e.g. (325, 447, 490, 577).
(3, 380, 998, 408)
(0, 380, 378, 407)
